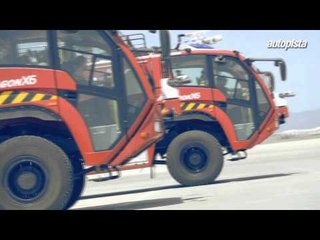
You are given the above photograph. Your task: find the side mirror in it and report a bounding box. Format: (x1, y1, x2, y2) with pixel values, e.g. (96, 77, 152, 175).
(161, 78, 179, 99)
(168, 75, 192, 87)
(168, 75, 191, 87)
(159, 30, 172, 78)
(246, 58, 287, 81)
(160, 31, 171, 56)
(275, 60, 287, 81)
(176, 75, 192, 84)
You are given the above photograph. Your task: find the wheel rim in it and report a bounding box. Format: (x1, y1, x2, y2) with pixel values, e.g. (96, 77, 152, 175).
(181, 146, 208, 173)
(5, 156, 47, 203)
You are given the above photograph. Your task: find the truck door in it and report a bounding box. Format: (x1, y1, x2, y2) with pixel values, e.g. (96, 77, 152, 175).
(54, 30, 152, 161)
(212, 56, 271, 144)
(55, 30, 128, 153)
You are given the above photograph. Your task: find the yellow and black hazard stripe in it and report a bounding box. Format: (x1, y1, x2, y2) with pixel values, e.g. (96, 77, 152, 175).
(0, 91, 57, 106)
(180, 102, 214, 111)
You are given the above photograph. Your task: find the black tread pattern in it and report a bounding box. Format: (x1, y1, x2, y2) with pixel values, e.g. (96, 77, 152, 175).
(167, 130, 224, 186)
(0, 136, 73, 210)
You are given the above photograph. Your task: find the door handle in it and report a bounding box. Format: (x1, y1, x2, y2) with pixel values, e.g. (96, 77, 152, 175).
(214, 101, 227, 108)
(58, 90, 78, 106)
(62, 91, 77, 100)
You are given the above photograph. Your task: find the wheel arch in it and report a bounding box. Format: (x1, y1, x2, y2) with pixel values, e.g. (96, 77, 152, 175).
(0, 105, 84, 173)
(156, 111, 234, 156)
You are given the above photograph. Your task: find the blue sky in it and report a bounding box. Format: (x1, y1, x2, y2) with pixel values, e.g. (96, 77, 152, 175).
(122, 30, 320, 113)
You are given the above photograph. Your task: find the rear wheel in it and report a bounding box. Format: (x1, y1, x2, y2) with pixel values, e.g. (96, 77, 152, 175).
(167, 130, 224, 186)
(0, 136, 73, 210)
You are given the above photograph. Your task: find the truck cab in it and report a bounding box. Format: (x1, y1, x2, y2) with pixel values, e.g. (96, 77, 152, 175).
(160, 49, 290, 154)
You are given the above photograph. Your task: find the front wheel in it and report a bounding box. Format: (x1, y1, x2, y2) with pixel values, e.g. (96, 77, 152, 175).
(166, 130, 224, 186)
(64, 160, 85, 209)
(0, 136, 73, 210)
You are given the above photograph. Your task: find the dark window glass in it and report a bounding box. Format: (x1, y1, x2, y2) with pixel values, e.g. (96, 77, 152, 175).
(213, 57, 250, 100)
(226, 104, 255, 140)
(78, 94, 122, 151)
(171, 55, 208, 87)
(255, 81, 271, 122)
(57, 30, 112, 85)
(57, 31, 121, 151)
(123, 58, 147, 126)
(213, 57, 255, 140)
(0, 30, 49, 66)
(92, 58, 114, 88)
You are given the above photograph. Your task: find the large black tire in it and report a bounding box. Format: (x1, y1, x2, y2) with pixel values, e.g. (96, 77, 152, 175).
(64, 161, 85, 210)
(0, 136, 73, 210)
(167, 130, 224, 186)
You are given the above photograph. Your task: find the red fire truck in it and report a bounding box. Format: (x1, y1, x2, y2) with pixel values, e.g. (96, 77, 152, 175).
(0, 30, 176, 209)
(124, 32, 293, 186)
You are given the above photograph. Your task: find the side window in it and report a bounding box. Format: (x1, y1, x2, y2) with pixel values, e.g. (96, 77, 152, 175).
(92, 58, 114, 88)
(57, 30, 113, 86)
(255, 81, 271, 122)
(57, 31, 121, 151)
(213, 57, 250, 101)
(0, 30, 49, 66)
(77, 93, 121, 151)
(213, 56, 256, 140)
(171, 55, 208, 87)
(228, 104, 255, 140)
(123, 58, 147, 126)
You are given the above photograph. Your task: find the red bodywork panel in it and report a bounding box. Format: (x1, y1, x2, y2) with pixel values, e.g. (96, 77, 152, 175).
(0, 68, 56, 91)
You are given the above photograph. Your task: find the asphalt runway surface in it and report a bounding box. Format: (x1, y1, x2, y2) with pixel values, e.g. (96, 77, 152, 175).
(72, 137, 320, 210)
